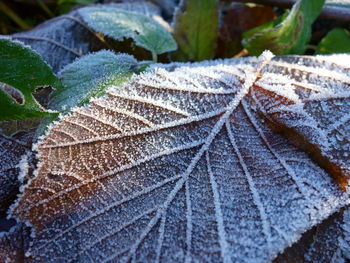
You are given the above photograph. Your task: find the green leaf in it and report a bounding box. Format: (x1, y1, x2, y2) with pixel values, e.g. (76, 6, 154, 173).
(0, 38, 60, 121)
(172, 0, 219, 61)
(50, 50, 138, 113)
(37, 50, 139, 136)
(317, 28, 350, 54)
(78, 4, 177, 60)
(242, 0, 325, 56)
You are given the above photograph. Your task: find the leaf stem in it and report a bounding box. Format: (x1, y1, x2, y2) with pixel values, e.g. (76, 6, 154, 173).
(152, 51, 158, 62)
(0, 1, 31, 30)
(234, 49, 249, 58)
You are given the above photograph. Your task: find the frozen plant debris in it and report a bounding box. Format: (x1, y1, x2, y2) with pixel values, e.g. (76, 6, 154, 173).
(10, 53, 350, 262)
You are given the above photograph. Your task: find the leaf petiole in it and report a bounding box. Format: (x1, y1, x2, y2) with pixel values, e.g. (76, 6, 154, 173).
(151, 51, 158, 62)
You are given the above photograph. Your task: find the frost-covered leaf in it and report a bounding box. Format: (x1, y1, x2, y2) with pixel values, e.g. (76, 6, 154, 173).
(10, 9, 107, 73)
(78, 3, 177, 60)
(103, 0, 178, 20)
(0, 131, 33, 216)
(0, 38, 60, 121)
(340, 207, 350, 260)
(260, 55, 350, 188)
(317, 28, 350, 54)
(304, 205, 350, 262)
(36, 51, 139, 135)
(52, 50, 138, 114)
(0, 223, 30, 263)
(0, 118, 41, 137)
(9, 3, 173, 70)
(274, 205, 350, 262)
(172, 0, 219, 61)
(242, 0, 325, 55)
(12, 53, 350, 262)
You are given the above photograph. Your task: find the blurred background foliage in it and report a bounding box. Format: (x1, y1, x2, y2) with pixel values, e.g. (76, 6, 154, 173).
(0, 0, 350, 54)
(1, 0, 349, 57)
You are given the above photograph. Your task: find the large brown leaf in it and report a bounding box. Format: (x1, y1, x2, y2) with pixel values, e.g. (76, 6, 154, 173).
(11, 52, 350, 262)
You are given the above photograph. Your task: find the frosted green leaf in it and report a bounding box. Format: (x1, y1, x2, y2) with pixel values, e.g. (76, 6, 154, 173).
(36, 51, 138, 135)
(78, 3, 177, 60)
(11, 53, 350, 262)
(51, 50, 138, 113)
(242, 0, 325, 55)
(0, 38, 61, 121)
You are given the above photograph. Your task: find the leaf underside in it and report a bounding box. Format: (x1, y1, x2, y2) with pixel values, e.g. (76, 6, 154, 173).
(12, 53, 350, 262)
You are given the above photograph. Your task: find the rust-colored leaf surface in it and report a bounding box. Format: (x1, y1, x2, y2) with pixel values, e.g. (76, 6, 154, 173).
(11, 52, 350, 262)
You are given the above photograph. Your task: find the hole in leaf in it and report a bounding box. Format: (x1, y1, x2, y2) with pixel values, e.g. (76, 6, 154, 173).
(33, 86, 54, 108)
(47, 173, 63, 182)
(0, 82, 24, 105)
